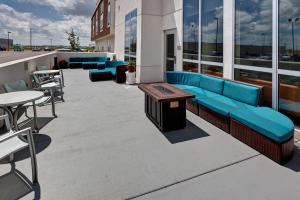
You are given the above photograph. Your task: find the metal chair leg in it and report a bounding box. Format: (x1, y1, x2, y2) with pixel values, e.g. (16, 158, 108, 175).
(50, 89, 57, 117)
(32, 102, 39, 133)
(27, 129, 38, 183)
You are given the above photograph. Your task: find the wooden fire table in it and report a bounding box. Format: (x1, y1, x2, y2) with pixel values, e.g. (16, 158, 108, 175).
(138, 83, 194, 132)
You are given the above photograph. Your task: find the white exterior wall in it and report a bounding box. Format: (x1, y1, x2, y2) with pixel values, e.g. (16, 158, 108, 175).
(162, 0, 183, 72)
(114, 0, 183, 83)
(95, 35, 115, 52)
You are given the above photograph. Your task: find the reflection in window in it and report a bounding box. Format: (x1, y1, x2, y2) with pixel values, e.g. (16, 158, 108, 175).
(108, 0, 111, 27)
(100, 0, 104, 31)
(279, 0, 300, 71)
(201, 64, 223, 77)
(125, 9, 137, 62)
(279, 75, 300, 124)
(201, 0, 223, 63)
(234, 69, 272, 106)
(235, 0, 272, 68)
(183, 62, 199, 73)
(183, 0, 199, 60)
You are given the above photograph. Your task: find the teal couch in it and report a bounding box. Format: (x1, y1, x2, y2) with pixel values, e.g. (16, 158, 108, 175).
(69, 57, 109, 69)
(166, 71, 294, 164)
(89, 60, 128, 82)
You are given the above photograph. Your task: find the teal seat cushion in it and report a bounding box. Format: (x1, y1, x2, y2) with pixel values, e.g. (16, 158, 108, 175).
(223, 81, 261, 106)
(83, 62, 98, 65)
(230, 107, 294, 143)
(200, 75, 224, 94)
(89, 68, 116, 76)
(4, 80, 27, 93)
(166, 72, 201, 87)
(186, 87, 223, 100)
(197, 96, 254, 116)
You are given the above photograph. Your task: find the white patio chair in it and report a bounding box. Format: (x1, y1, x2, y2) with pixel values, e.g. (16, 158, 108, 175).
(0, 114, 38, 183)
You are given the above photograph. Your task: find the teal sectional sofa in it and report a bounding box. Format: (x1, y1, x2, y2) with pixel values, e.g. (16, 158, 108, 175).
(89, 60, 128, 83)
(69, 57, 109, 69)
(166, 71, 294, 164)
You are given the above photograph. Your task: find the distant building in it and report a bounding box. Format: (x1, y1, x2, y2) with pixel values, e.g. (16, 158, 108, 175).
(0, 38, 13, 50)
(91, 0, 114, 52)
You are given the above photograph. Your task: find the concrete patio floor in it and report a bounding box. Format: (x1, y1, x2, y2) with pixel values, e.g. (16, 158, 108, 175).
(1, 69, 300, 200)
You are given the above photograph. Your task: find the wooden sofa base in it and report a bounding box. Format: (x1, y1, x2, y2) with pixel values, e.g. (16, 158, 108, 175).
(186, 99, 199, 115)
(89, 73, 113, 82)
(198, 104, 230, 133)
(230, 119, 294, 164)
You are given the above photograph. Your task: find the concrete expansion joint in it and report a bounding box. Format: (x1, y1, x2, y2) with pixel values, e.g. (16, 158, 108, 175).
(125, 154, 261, 200)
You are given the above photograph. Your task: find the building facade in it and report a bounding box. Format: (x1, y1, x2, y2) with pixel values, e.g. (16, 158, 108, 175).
(91, 0, 300, 124)
(91, 0, 115, 52)
(0, 38, 13, 50)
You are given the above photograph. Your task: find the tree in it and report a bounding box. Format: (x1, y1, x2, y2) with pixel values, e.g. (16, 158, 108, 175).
(66, 28, 80, 51)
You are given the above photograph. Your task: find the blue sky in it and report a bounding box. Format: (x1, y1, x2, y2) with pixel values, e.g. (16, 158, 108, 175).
(0, 0, 96, 46)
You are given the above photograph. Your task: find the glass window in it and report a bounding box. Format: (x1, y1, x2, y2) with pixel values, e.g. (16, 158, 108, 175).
(201, 64, 223, 77)
(201, 0, 223, 63)
(279, 74, 300, 124)
(108, 1, 111, 27)
(183, 0, 199, 60)
(279, 0, 300, 71)
(234, 69, 272, 106)
(183, 62, 199, 73)
(100, 0, 104, 31)
(235, 0, 272, 68)
(125, 9, 138, 62)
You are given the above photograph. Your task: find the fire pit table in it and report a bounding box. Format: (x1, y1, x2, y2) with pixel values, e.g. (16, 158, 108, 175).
(139, 83, 194, 132)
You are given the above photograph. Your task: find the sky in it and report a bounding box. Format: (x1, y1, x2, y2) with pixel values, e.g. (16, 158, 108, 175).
(0, 0, 97, 46)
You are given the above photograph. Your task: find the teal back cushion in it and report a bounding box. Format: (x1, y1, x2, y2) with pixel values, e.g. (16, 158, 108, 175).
(98, 57, 108, 62)
(200, 75, 224, 94)
(165, 72, 201, 87)
(110, 61, 128, 68)
(223, 81, 261, 106)
(4, 80, 27, 93)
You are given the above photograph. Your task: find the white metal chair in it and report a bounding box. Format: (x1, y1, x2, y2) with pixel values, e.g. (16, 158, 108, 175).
(0, 114, 38, 183)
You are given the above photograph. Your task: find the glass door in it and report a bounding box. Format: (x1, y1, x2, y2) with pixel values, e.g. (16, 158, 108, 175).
(165, 30, 177, 71)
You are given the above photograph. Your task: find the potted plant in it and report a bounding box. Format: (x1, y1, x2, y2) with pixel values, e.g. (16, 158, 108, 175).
(112, 54, 117, 61)
(59, 60, 68, 69)
(127, 60, 136, 73)
(126, 60, 136, 85)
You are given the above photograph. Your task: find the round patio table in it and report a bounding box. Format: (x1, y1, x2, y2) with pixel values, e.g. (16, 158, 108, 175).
(0, 91, 44, 132)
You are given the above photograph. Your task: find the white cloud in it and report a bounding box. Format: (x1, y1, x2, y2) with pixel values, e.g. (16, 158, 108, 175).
(0, 3, 93, 46)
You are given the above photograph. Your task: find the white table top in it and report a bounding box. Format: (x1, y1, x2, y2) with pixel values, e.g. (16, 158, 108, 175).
(0, 91, 44, 107)
(33, 70, 60, 75)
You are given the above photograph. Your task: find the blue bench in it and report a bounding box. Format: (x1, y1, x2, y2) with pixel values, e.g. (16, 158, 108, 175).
(166, 71, 294, 164)
(69, 57, 109, 69)
(89, 61, 128, 82)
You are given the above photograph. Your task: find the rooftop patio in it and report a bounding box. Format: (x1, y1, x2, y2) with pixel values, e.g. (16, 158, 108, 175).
(1, 69, 300, 200)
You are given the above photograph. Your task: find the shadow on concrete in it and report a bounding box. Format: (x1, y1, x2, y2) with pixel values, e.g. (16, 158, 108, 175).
(19, 117, 55, 131)
(0, 164, 40, 200)
(284, 143, 300, 172)
(0, 134, 51, 164)
(162, 120, 210, 144)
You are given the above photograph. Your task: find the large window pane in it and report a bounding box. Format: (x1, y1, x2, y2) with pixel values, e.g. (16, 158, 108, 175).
(279, 75, 300, 124)
(234, 69, 272, 106)
(201, 64, 223, 77)
(125, 9, 137, 62)
(201, 0, 223, 63)
(235, 0, 272, 68)
(279, 0, 300, 71)
(183, 62, 199, 73)
(183, 0, 199, 60)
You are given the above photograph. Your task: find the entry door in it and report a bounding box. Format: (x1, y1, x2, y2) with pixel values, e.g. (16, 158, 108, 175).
(165, 30, 177, 71)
